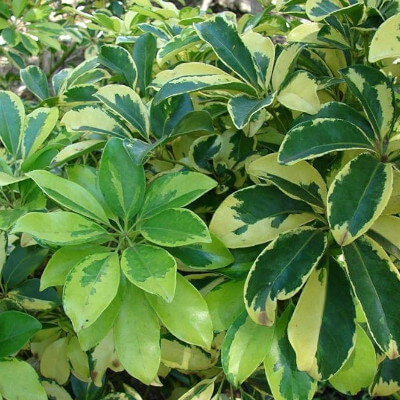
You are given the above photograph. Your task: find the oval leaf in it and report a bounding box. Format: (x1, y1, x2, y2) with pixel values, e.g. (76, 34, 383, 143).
(63, 252, 120, 331)
(327, 153, 392, 246)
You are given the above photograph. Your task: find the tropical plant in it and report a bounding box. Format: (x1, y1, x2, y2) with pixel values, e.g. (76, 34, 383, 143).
(2, 0, 400, 399)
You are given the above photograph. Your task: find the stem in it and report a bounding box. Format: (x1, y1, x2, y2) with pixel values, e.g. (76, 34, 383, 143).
(47, 43, 77, 78)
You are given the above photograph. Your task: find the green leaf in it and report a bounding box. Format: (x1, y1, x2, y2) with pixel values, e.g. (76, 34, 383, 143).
(210, 185, 314, 248)
(99, 138, 145, 221)
(61, 105, 130, 138)
(2, 245, 48, 289)
(41, 245, 109, 290)
(222, 311, 275, 386)
(0, 90, 25, 155)
(114, 283, 161, 384)
(132, 32, 157, 95)
(245, 228, 327, 326)
(12, 212, 111, 246)
(99, 45, 137, 87)
(154, 74, 257, 104)
(12, 0, 28, 17)
(369, 13, 400, 62)
(95, 85, 149, 139)
(228, 95, 274, 129)
(194, 15, 259, 88)
(169, 110, 214, 137)
(340, 65, 395, 139)
(264, 305, 317, 400)
(20, 66, 49, 100)
(22, 107, 59, 158)
(140, 208, 211, 247)
(205, 280, 245, 332)
(0, 359, 47, 400)
(121, 244, 176, 301)
(28, 170, 109, 224)
(342, 236, 400, 359)
(141, 171, 217, 218)
(327, 153, 392, 246)
(329, 325, 376, 395)
(146, 273, 213, 348)
(369, 357, 400, 397)
(248, 152, 327, 210)
(168, 233, 234, 271)
(288, 259, 356, 380)
(278, 119, 373, 165)
(64, 252, 120, 331)
(0, 311, 41, 357)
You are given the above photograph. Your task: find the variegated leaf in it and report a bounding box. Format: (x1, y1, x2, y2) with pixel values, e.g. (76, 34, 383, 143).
(369, 357, 400, 397)
(278, 119, 373, 165)
(194, 15, 259, 88)
(51, 140, 105, 167)
(369, 13, 400, 63)
(154, 74, 257, 105)
(121, 244, 176, 301)
(245, 228, 327, 326)
(222, 311, 275, 386)
(327, 153, 392, 246)
(98, 45, 137, 87)
(132, 32, 157, 96)
(168, 233, 234, 271)
(140, 171, 217, 218)
(63, 252, 120, 331)
(146, 273, 213, 349)
(114, 282, 160, 384)
(210, 185, 314, 248)
(329, 325, 376, 395)
(161, 334, 213, 370)
(340, 65, 395, 139)
(99, 138, 145, 221)
(241, 31, 275, 90)
(177, 379, 215, 400)
(22, 107, 58, 158)
(369, 215, 400, 259)
(20, 65, 49, 100)
(277, 71, 320, 115)
(248, 153, 327, 210)
(140, 208, 211, 247)
(28, 170, 109, 224)
(77, 280, 125, 351)
(40, 245, 109, 290)
(264, 305, 317, 400)
(342, 236, 400, 359)
(271, 43, 303, 91)
(95, 85, 149, 139)
(288, 259, 356, 380)
(61, 105, 130, 138)
(12, 212, 111, 246)
(0, 90, 25, 155)
(228, 95, 274, 129)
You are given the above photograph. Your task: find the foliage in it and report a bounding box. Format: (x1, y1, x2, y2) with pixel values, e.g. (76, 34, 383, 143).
(1, 0, 400, 399)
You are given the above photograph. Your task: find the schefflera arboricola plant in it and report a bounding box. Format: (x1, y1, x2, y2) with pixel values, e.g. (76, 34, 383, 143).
(210, 64, 400, 397)
(12, 137, 220, 384)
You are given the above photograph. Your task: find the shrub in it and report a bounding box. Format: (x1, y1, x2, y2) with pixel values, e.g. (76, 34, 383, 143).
(1, 0, 400, 399)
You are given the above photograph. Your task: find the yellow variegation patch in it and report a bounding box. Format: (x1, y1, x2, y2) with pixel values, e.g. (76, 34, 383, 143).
(369, 14, 400, 63)
(277, 71, 320, 114)
(272, 43, 303, 90)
